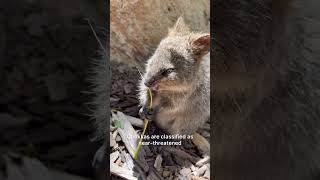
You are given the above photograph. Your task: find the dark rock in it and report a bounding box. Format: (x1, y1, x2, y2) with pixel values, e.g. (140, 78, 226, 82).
(172, 155, 184, 166)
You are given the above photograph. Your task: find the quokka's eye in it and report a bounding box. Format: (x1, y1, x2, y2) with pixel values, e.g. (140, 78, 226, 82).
(161, 68, 175, 76)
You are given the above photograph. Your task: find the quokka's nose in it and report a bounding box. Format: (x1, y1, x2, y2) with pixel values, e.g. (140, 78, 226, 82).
(144, 79, 155, 87)
(144, 80, 159, 91)
(144, 81, 151, 87)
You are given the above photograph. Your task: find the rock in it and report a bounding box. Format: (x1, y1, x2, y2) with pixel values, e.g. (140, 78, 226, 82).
(112, 130, 118, 140)
(110, 151, 120, 164)
(192, 165, 207, 176)
(110, 163, 138, 180)
(179, 168, 191, 176)
(201, 131, 210, 138)
(184, 160, 192, 167)
(143, 146, 153, 157)
(147, 169, 160, 180)
(190, 164, 198, 172)
(183, 139, 195, 149)
(178, 175, 189, 180)
(205, 163, 210, 170)
(110, 125, 116, 132)
(153, 154, 163, 171)
(164, 166, 177, 173)
(110, 133, 117, 147)
(120, 151, 134, 171)
(163, 170, 171, 178)
(115, 134, 122, 142)
(195, 155, 210, 167)
(191, 176, 207, 180)
(110, 0, 210, 66)
(113, 143, 119, 149)
(115, 156, 122, 166)
(172, 155, 184, 166)
(110, 97, 120, 103)
(203, 169, 210, 179)
(162, 154, 175, 166)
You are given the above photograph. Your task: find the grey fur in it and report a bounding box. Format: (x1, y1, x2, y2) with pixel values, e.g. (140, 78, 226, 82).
(138, 17, 210, 135)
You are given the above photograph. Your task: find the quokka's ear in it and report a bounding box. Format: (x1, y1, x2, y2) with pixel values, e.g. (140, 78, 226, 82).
(168, 16, 190, 36)
(190, 34, 210, 60)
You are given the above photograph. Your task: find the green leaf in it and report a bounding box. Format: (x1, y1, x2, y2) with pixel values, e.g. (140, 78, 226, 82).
(114, 119, 124, 129)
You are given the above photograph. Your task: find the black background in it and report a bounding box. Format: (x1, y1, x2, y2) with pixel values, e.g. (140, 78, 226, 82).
(0, 0, 106, 178)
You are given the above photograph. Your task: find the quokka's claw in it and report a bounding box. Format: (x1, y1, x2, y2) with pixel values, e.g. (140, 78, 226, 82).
(139, 106, 154, 120)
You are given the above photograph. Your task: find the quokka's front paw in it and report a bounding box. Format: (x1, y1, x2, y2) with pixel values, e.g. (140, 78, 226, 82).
(192, 132, 210, 155)
(139, 106, 154, 120)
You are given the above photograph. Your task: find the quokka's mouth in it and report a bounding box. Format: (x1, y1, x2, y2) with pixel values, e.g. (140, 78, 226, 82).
(150, 84, 159, 91)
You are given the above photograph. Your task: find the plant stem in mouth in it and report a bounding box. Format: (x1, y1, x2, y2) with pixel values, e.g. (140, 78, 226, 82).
(134, 87, 153, 160)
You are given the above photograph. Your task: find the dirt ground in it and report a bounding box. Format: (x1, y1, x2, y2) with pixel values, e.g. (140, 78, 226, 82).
(109, 61, 211, 180)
